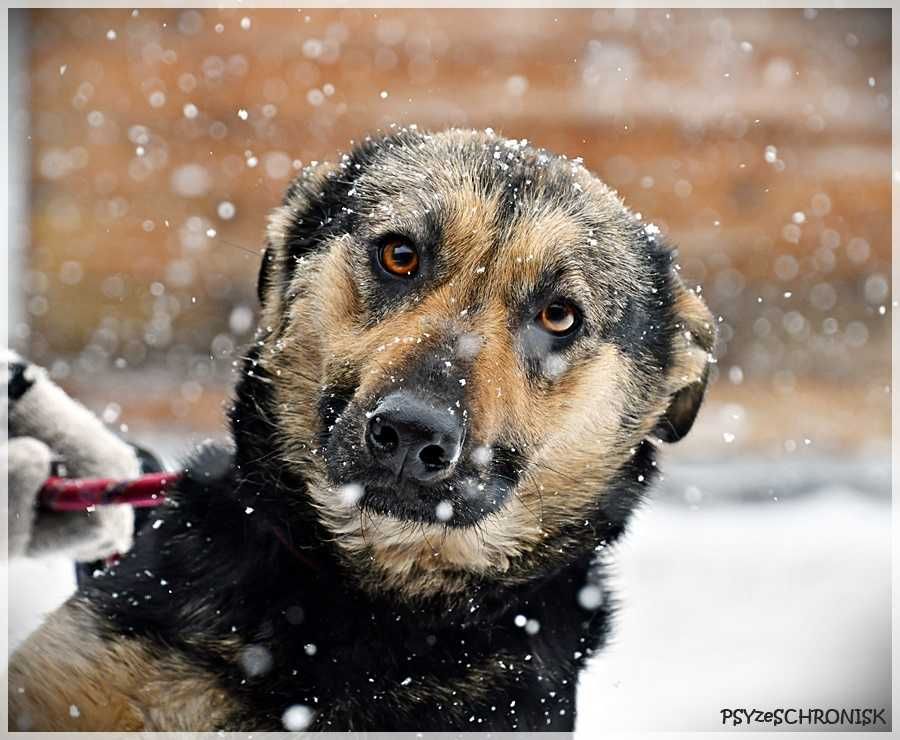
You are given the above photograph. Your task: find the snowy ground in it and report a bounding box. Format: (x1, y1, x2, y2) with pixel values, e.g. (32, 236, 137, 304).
(577, 482, 891, 732)
(5, 457, 891, 733)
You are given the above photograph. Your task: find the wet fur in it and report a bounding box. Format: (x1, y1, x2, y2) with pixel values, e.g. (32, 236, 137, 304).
(8, 128, 714, 731)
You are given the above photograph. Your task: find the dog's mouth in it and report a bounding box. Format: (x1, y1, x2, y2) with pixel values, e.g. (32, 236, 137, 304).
(325, 446, 524, 527)
(355, 471, 513, 527)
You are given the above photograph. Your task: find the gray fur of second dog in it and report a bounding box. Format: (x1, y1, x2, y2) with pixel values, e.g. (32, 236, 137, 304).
(4, 351, 136, 561)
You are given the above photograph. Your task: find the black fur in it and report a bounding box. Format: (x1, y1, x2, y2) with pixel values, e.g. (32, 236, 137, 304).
(79, 431, 649, 730)
(7, 360, 33, 402)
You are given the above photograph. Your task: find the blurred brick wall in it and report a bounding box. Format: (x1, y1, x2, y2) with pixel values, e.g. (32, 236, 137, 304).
(15, 8, 891, 448)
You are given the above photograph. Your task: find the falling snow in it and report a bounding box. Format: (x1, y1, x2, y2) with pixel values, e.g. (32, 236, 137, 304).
(7, 9, 890, 732)
(282, 704, 315, 731)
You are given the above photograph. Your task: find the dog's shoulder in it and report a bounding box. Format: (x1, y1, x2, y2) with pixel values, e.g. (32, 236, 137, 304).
(8, 597, 240, 730)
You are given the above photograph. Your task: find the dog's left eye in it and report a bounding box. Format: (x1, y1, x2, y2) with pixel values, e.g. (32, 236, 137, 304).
(378, 239, 420, 278)
(536, 300, 580, 336)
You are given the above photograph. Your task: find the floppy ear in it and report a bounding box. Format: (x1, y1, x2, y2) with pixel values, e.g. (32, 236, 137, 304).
(256, 239, 277, 307)
(256, 229, 288, 319)
(256, 161, 339, 326)
(654, 276, 716, 443)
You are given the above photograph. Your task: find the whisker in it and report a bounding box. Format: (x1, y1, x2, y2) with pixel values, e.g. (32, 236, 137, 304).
(419, 523, 440, 558)
(512, 489, 542, 527)
(528, 459, 582, 486)
(212, 235, 265, 258)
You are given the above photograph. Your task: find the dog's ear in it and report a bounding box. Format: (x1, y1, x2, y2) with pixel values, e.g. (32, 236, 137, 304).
(256, 161, 339, 322)
(256, 238, 279, 307)
(654, 274, 716, 443)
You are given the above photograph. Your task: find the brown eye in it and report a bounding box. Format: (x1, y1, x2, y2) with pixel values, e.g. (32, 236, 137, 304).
(379, 240, 419, 277)
(537, 301, 579, 335)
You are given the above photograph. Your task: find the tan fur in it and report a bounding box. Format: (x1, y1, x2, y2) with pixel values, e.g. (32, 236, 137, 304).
(8, 599, 238, 731)
(672, 281, 717, 367)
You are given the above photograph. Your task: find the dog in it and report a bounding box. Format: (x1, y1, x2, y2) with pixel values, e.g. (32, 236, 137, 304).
(9, 127, 714, 731)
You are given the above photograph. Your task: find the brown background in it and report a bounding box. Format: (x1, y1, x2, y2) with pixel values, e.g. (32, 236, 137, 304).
(14, 8, 891, 457)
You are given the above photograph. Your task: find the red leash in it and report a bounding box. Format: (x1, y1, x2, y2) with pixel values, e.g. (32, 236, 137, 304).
(39, 472, 179, 511)
(38, 472, 321, 572)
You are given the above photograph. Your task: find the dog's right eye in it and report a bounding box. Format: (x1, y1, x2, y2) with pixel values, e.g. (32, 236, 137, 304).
(378, 239, 420, 278)
(536, 300, 581, 336)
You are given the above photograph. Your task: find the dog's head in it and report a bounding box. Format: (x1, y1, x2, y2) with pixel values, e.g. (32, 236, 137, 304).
(235, 128, 714, 598)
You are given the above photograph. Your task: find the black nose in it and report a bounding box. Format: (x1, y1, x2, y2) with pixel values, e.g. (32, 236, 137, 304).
(365, 392, 463, 483)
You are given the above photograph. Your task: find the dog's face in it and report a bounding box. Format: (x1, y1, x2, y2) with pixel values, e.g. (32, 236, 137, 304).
(244, 129, 714, 597)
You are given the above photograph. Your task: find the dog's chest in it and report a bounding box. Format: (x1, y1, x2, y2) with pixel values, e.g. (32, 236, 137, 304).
(221, 584, 600, 731)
